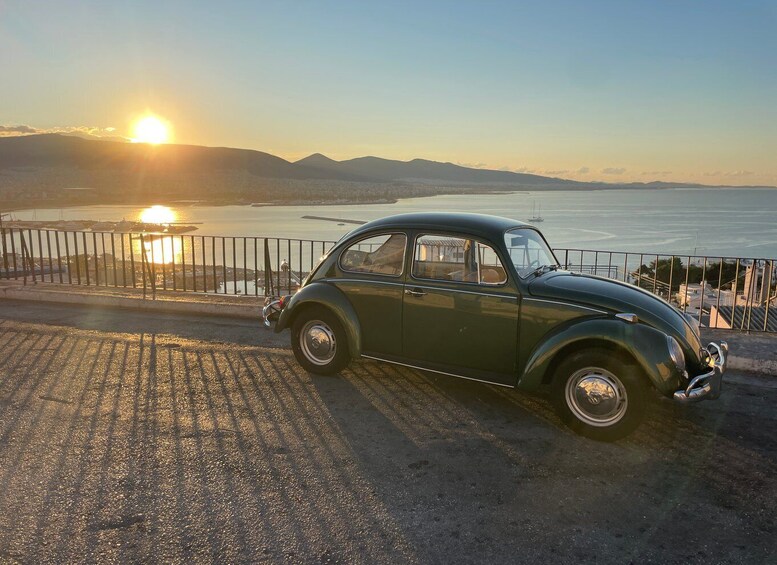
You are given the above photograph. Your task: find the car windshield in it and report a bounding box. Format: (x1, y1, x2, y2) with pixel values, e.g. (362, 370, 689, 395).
(504, 228, 559, 278)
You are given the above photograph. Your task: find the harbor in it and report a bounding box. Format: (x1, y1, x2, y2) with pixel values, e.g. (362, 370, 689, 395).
(0, 218, 200, 234)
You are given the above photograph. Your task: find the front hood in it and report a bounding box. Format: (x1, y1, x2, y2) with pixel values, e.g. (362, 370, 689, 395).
(529, 271, 702, 359)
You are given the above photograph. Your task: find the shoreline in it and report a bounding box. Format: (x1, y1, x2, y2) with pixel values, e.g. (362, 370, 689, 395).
(3, 183, 775, 215)
(1, 189, 505, 213)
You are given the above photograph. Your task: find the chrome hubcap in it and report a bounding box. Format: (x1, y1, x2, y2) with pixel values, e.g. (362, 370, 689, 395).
(299, 320, 336, 366)
(565, 367, 628, 427)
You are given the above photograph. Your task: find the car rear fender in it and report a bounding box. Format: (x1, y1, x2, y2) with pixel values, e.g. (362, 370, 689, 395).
(518, 318, 679, 395)
(275, 282, 362, 358)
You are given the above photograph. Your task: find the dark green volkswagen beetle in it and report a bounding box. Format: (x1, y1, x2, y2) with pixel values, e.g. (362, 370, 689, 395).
(268, 212, 727, 441)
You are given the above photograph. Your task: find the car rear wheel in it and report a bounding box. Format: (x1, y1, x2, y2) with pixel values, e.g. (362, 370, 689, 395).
(291, 306, 351, 375)
(552, 349, 647, 441)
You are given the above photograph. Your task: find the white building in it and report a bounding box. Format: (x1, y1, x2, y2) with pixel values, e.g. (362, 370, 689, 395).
(676, 282, 734, 314)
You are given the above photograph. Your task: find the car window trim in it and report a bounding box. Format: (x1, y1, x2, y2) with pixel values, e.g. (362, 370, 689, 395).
(403, 283, 517, 300)
(410, 232, 510, 288)
(503, 226, 560, 280)
(331, 278, 405, 287)
(337, 231, 408, 278)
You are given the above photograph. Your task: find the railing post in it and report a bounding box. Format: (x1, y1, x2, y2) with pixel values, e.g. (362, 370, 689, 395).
(45, 230, 53, 283)
(731, 259, 740, 329)
(19, 231, 28, 285)
(244, 236, 248, 295)
(211, 236, 217, 293)
(64, 232, 72, 284)
(129, 234, 136, 288)
(761, 261, 774, 331)
(231, 237, 237, 294)
(712, 259, 724, 328)
(287, 239, 292, 292)
(264, 238, 274, 297)
(92, 232, 99, 286)
(221, 237, 227, 294)
(149, 240, 156, 299)
(37, 229, 44, 281)
(743, 261, 758, 331)
(18, 231, 34, 285)
(55, 231, 63, 284)
(140, 234, 156, 299)
(110, 233, 117, 287)
(82, 232, 90, 286)
(140, 234, 146, 299)
(698, 257, 708, 323)
(254, 237, 259, 296)
(681, 256, 691, 313)
(1, 228, 9, 279)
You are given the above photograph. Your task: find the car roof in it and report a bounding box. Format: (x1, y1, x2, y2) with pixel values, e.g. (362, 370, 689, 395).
(347, 212, 531, 241)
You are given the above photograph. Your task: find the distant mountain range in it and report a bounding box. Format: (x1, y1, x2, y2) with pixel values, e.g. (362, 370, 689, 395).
(0, 134, 587, 187)
(0, 134, 354, 181)
(0, 134, 590, 186)
(293, 152, 585, 186)
(0, 134, 771, 208)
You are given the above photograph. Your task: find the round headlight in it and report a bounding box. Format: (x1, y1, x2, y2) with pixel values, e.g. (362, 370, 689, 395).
(667, 336, 686, 371)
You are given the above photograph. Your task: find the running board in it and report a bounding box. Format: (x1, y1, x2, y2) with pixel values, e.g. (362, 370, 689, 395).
(360, 354, 515, 388)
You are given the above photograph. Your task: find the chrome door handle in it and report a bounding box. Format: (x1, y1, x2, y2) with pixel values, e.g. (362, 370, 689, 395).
(404, 288, 427, 297)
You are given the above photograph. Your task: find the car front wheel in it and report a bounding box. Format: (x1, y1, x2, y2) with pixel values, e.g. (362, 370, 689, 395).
(552, 349, 647, 441)
(291, 306, 351, 375)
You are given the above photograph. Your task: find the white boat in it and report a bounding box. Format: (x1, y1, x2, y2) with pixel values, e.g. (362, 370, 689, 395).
(527, 202, 544, 223)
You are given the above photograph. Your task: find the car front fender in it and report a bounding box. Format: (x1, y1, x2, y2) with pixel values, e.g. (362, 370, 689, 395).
(518, 317, 680, 395)
(275, 282, 362, 358)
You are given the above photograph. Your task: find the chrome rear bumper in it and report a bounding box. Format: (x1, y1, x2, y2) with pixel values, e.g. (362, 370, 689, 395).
(673, 341, 728, 403)
(262, 297, 284, 328)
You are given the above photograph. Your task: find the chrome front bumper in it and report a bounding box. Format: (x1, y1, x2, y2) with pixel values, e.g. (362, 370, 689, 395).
(673, 341, 728, 403)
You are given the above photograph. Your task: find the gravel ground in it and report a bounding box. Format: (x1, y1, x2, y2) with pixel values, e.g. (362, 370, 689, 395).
(0, 302, 775, 564)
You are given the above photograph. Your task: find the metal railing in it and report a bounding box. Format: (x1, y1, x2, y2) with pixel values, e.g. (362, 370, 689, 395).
(554, 248, 776, 333)
(2, 227, 775, 332)
(1, 227, 335, 297)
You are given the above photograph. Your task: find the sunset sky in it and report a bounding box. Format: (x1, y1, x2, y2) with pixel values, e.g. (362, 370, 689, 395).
(1, 0, 776, 185)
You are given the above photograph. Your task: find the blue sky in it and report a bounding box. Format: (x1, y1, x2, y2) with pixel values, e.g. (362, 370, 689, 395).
(1, 0, 776, 184)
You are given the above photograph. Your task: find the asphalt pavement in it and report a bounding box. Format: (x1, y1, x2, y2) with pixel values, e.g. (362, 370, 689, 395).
(0, 300, 775, 564)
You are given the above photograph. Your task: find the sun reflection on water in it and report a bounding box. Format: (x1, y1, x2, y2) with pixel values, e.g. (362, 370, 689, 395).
(139, 205, 177, 225)
(134, 206, 182, 264)
(137, 234, 182, 264)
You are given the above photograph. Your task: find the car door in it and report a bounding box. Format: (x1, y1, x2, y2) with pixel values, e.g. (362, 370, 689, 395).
(332, 231, 408, 357)
(402, 233, 519, 385)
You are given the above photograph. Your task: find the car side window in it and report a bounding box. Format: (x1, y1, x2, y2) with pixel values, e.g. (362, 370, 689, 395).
(413, 234, 507, 285)
(339, 233, 407, 276)
(504, 229, 558, 278)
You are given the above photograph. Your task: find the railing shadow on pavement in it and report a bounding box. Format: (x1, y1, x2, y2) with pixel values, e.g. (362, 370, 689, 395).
(1, 319, 776, 562)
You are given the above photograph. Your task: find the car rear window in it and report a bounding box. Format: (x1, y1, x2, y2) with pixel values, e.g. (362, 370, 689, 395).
(339, 233, 407, 276)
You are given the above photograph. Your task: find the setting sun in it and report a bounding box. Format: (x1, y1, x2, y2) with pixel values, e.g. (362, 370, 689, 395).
(132, 115, 170, 144)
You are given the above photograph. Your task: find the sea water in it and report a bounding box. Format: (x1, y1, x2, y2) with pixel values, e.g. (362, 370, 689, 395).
(10, 187, 777, 258)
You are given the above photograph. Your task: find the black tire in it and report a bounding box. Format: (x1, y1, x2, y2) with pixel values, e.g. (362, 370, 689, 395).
(291, 306, 351, 375)
(551, 348, 647, 441)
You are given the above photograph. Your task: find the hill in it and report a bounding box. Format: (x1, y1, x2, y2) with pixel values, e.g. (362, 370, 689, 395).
(0, 134, 358, 181)
(296, 153, 583, 186)
(1, 135, 583, 187)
